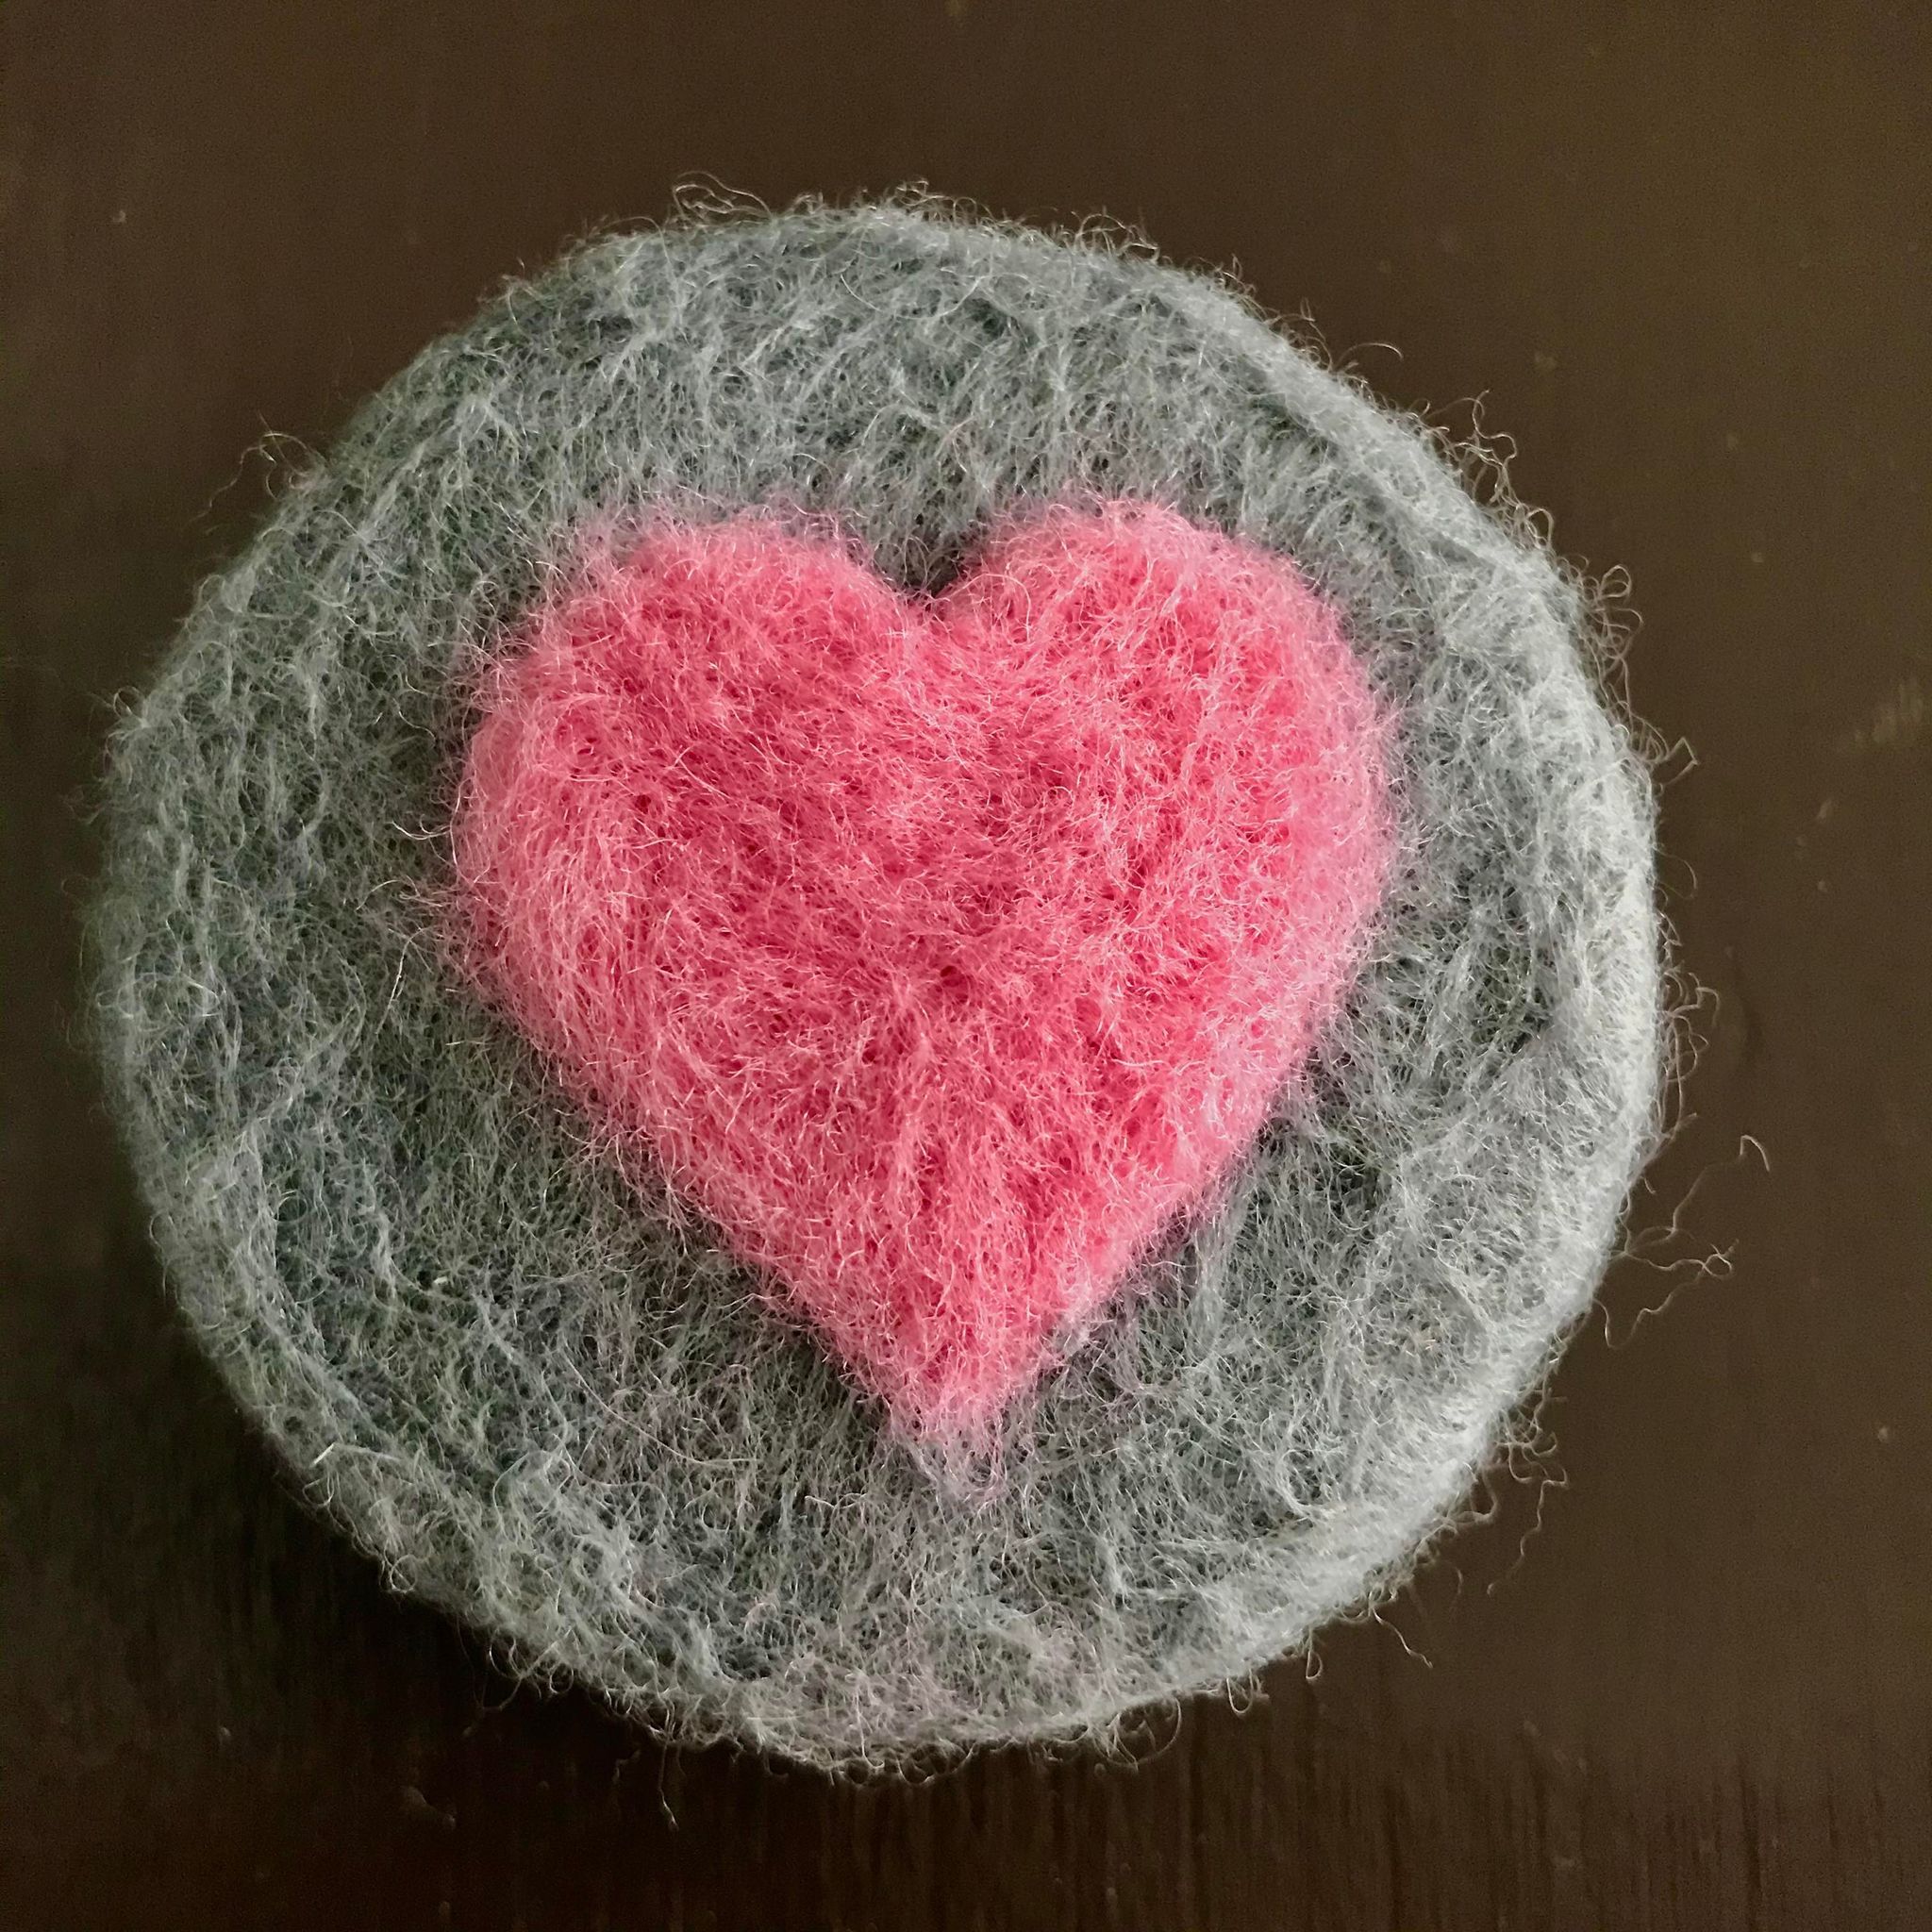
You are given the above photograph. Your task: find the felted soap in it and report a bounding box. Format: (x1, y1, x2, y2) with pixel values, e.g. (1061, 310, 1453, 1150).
(94, 199, 1665, 1769)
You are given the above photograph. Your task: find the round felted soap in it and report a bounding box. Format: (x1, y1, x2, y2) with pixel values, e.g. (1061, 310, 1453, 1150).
(94, 200, 1664, 1769)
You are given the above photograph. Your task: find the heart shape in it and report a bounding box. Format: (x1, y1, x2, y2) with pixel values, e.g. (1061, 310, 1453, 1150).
(454, 502, 1391, 1436)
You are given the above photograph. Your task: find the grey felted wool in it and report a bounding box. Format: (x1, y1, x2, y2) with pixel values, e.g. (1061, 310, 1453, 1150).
(94, 199, 1666, 1770)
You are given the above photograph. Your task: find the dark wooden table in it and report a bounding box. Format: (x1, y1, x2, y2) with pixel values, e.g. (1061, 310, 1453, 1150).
(5, 4, 1927, 1925)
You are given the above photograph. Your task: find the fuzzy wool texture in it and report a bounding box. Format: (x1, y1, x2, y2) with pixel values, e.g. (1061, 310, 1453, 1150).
(94, 199, 1666, 1770)
(455, 504, 1391, 1437)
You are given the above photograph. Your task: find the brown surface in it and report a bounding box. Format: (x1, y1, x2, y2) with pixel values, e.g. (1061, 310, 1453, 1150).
(3, 3, 1928, 1926)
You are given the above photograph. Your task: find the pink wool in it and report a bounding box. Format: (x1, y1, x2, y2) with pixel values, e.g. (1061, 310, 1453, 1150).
(454, 503, 1392, 1436)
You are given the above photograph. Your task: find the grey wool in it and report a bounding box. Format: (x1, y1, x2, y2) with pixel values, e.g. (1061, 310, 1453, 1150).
(93, 199, 1667, 1770)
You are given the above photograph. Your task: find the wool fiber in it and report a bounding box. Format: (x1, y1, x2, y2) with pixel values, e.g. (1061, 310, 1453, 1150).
(454, 502, 1391, 1438)
(94, 199, 1666, 1769)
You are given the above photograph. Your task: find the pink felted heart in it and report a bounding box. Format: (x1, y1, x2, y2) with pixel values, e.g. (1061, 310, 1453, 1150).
(454, 502, 1391, 1436)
